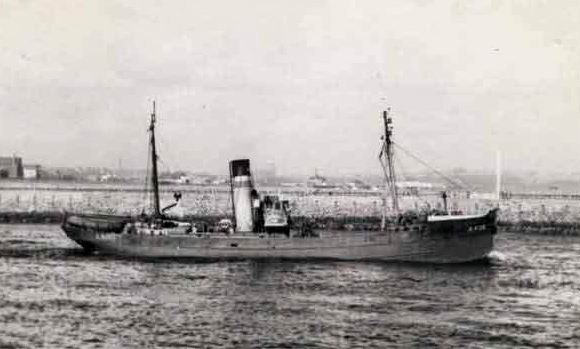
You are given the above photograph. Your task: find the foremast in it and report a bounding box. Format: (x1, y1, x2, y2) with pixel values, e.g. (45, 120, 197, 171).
(149, 101, 161, 217)
(380, 108, 399, 229)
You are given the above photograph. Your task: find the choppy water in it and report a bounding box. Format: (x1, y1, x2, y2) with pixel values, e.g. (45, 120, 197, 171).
(1, 225, 579, 348)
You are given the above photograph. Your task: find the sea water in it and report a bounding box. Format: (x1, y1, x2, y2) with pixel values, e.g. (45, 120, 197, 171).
(0, 225, 579, 348)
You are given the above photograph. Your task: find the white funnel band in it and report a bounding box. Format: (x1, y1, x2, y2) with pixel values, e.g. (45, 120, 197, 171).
(233, 175, 252, 188)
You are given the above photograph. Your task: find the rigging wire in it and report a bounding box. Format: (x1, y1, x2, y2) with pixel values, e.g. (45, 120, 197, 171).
(156, 133, 170, 173)
(143, 133, 152, 215)
(378, 142, 393, 200)
(151, 111, 177, 176)
(157, 156, 172, 175)
(394, 154, 422, 201)
(378, 140, 402, 217)
(394, 143, 472, 192)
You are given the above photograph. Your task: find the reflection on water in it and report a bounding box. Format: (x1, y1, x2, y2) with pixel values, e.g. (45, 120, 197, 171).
(1, 224, 579, 348)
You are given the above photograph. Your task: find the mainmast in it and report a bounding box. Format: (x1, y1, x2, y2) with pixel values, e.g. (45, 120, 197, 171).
(149, 101, 161, 217)
(380, 108, 399, 217)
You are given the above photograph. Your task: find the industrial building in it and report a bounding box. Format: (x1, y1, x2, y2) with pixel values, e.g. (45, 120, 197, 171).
(23, 164, 41, 179)
(0, 156, 23, 179)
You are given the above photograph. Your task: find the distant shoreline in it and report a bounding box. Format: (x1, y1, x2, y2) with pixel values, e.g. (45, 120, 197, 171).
(3, 180, 580, 200)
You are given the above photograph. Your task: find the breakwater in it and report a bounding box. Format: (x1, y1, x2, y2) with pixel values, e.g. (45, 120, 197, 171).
(2, 182, 580, 233)
(2, 211, 580, 236)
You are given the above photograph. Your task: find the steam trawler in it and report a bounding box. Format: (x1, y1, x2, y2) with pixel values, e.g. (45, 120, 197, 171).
(62, 105, 497, 263)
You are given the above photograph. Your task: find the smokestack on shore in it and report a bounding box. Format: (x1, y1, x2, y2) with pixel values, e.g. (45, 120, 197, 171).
(229, 159, 254, 232)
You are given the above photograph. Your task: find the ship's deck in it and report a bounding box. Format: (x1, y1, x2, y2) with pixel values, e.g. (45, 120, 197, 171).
(427, 213, 488, 222)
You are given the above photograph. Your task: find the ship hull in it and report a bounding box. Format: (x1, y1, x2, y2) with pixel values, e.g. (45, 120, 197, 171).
(62, 210, 497, 264)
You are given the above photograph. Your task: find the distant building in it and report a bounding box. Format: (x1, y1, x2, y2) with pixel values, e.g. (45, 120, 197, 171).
(23, 164, 41, 180)
(212, 178, 228, 186)
(344, 179, 373, 191)
(306, 169, 336, 189)
(0, 156, 23, 179)
(190, 175, 214, 186)
(99, 173, 120, 182)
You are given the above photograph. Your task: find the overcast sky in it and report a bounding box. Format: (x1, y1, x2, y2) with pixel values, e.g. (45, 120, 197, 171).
(1, 0, 578, 176)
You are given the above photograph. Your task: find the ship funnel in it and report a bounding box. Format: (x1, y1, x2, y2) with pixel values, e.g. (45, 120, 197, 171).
(229, 159, 254, 232)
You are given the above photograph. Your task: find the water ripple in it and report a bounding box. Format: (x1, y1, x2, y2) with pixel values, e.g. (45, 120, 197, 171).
(1, 225, 579, 348)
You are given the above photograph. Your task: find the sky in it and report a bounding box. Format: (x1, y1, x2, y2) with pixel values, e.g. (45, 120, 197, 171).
(0, 0, 579, 177)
